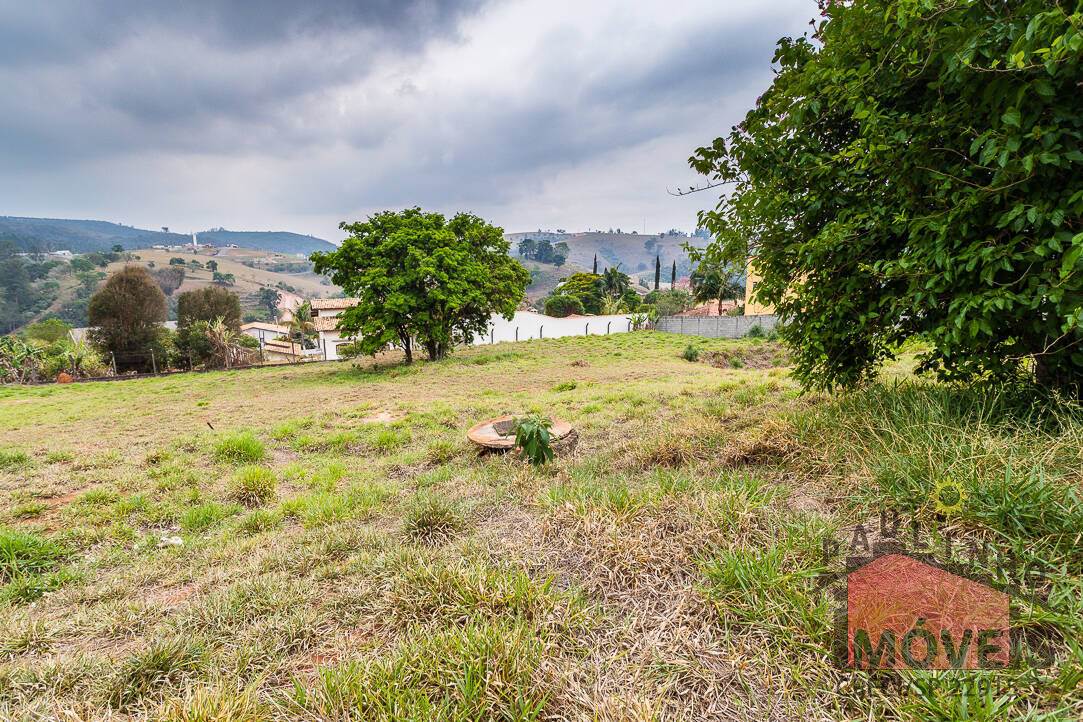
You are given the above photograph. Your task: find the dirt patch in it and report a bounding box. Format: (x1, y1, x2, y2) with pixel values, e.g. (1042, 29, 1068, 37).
(41, 490, 83, 507)
(142, 581, 200, 606)
(360, 410, 396, 423)
(699, 345, 789, 370)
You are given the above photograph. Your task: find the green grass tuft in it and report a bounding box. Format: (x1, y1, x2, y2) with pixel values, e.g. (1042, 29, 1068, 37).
(212, 432, 266, 465)
(229, 465, 276, 507)
(402, 493, 467, 544)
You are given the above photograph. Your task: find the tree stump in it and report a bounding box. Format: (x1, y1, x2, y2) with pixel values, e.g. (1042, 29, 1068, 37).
(467, 415, 576, 455)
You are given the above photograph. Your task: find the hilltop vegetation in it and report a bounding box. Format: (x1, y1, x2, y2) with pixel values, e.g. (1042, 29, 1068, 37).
(0, 334, 1078, 718)
(2, 246, 339, 332)
(508, 230, 709, 284)
(0, 217, 336, 256)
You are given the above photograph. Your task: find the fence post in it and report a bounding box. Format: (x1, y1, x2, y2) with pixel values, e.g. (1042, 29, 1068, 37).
(490, 329, 494, 344)
(539, 326, 543, 339)
(515, 327, 518, 342)
(150, 350, 157, 375)
(606, 321, 611, 334)
(110, 352, 117, 376)
(585, 323, 589, 336)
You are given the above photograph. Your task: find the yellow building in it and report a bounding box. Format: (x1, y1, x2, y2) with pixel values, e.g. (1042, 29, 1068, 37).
(744, 260, 775, 316)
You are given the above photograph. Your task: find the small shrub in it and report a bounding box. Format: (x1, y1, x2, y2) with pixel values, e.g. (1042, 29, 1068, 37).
(403, 493, 466, 544)
(229, 466, 276, 507)
(551, 381, 577, 392)
(681, 344, 700, 362)
(45, 450, 74, 464)
(212, 432, 265, 464)
(512, 416, 554, 466)
(745, 324, 765, 338)
(730, 358, 745, 369)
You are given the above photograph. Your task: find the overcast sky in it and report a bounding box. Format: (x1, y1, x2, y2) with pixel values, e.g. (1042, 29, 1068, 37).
(0, 0, 817, 242)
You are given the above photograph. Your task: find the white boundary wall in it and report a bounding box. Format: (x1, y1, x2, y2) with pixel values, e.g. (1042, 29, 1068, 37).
(473, 310, 635, 345)
(317, 310, 636, 359)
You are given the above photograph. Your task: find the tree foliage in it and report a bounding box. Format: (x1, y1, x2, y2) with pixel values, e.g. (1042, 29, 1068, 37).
(176, 287, 242, 365)
(558, 273, 605, 315)
(690, 0, 1083, 392)
(690, 264, 744, 305)
(312, 208, 529, 363)
(544, 294, 585, 318)
(257, 287, 282, 321)
(177, 287, 241, 331)
(87, 266, 167, 364)
(153, 266, 185, 296)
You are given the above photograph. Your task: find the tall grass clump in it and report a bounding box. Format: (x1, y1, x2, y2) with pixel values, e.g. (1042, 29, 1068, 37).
(212, 432, 265, 465)
(180, 501, 242, 532)
(108, 638, 204, 710)
(0, 449, 31, 471)
(790, 381, 1083, 564)
(402, 493, 467, 544)
(285, 619, 547, 720)
(0, 529, 69, 582)
(228, 465, 276, 507)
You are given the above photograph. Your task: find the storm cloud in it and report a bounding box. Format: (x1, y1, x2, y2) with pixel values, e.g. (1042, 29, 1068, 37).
(0, 0, 817, 240)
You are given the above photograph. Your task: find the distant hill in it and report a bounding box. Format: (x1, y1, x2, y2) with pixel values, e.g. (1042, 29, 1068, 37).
(0, 216, 337, 256)
(506, 230, 707, 280)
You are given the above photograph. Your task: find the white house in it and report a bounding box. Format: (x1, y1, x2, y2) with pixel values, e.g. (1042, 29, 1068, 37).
(310, 298, 361, 360)
(240, 322, 290, 345)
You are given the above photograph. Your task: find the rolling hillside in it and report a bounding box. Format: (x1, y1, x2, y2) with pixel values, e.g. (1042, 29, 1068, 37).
(24, 246, 341, 330)
(506, 230, 707, 281)
(0, 216, 337, 256)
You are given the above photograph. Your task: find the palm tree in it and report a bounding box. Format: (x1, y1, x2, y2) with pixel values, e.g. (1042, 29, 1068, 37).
(287, 302, 316, 355)
(202, 317, 240, 368)
(602, 264, 630, 298)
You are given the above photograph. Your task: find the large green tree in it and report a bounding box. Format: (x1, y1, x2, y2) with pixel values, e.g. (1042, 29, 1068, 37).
(177, 287, 241, 331)
(558, 273, 605, 315)
(312, 208, 529, 363)
(87, 266, 167, 366)
(176, 287, 242, 364)
(690, 0, 1083, 392)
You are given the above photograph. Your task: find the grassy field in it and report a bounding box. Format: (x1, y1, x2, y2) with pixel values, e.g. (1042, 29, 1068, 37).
(0, 333, 1079, 720)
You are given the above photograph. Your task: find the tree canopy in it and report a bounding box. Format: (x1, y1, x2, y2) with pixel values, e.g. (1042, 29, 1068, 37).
(557, 273, 605, 315)
(690, 0, 1083, 392)
(177, 287, 241, 330)
(87, 266, 167, 364)
(690, 264, 744, 306)
(312, 208, 529, 363)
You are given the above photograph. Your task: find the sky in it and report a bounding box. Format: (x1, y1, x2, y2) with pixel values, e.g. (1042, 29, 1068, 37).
(0, 0, 818, 243)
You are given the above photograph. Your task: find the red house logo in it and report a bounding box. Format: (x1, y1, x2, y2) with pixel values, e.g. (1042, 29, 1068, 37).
(847, 554, 1010, 669)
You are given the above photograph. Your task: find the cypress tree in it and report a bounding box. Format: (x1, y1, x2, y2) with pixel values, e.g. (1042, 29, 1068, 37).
(671, 261, 677, 288)
(654, 256, 660, 290)
(592, 254, 598, 274)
